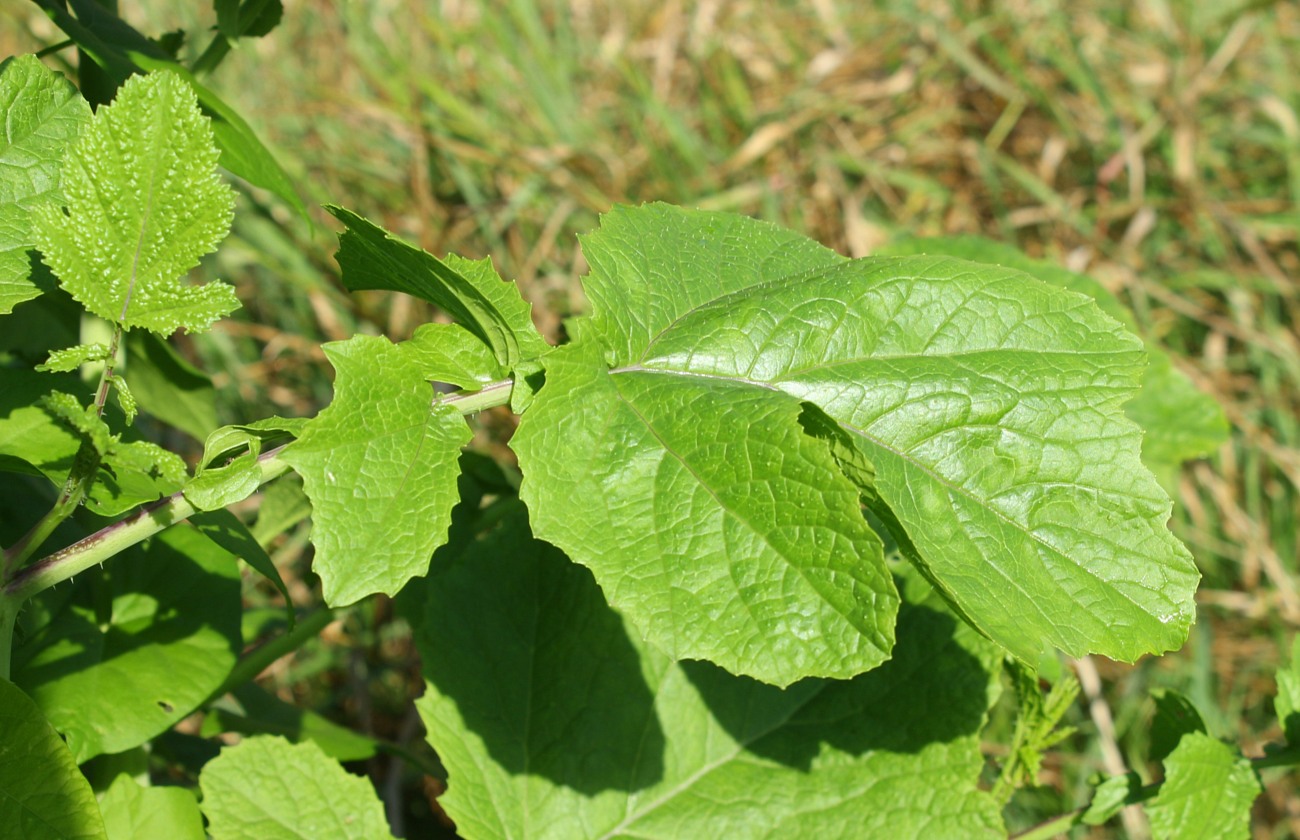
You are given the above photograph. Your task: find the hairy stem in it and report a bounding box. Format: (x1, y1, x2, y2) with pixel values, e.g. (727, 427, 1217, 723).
(2, 448, 292, 603)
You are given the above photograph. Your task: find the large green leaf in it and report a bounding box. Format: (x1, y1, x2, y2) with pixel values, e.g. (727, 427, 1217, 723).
(99, 776, 203, 840)
(199, 736, 394, 840)
(0, 678, 107, 840)
(572, 202, 845, 360)
(513, 341, 897, 686)
(327, 205, 549, 370)
(12, 526, 241, 762)
(1146, 733, 1260, 839)
(32, 70, 236, 335)
(414, 509, 1003, 839)
(282, 334, 472, 605)
(517, 206, 1198, 672)
(879, 236, 1228, 480)
(0, 55, 92, 314)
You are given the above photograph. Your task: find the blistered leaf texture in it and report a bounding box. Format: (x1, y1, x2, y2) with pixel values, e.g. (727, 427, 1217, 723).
(638, 255, 1198, 661)
(32, 70, 236, 334)
(881, 236, 1228, 480)
(1146, 733, 1260, 840)
(12, 527, 241, 762)
(414, 512, 1003, 840)
(574, 202, 845, 360)
(282, 335, 471, 605)
(328, 206, 548, 369)
(0, 678, 107, 840)
(0, 55, 91, 313)
(514, 341, 897, 686)
(521, 205, 1198, 672)
(200, 736, 393, 840)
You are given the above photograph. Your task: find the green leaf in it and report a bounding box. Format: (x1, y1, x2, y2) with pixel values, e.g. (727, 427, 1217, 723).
(1146, 733, 1260, 840)
(879, 236, 1229, 479)
(401, 321, 507, 388)
(191, 508, 295, 628)
(202, 683, 378, 762)
(99, 776, 203, 840)
(513, 341, 898, 686)
(547, 207, 1199, 666)
(31, 1, 306, 219)
(185, 418, 302, 511)
(414, 510, 1003, 839)
(32, 70, 237, 335)
(0, 677, 107, 840)
(327, 206, 548, 370)
(199, 736, 394, 840)
(1275, 636, 1300, 744)
(129, 55, 308, 222)
(215, 0, 284, 40)
(282, 334, 472, 605)
(571, 202, 846, 360)
(0, 55, 92, 314)
(1081, 771, 1141, 826)
(123, 331, 218, 441)
(1151, 689, 1208, 764)
(36, 343, 111, 373)
(12, 526, 242, 762)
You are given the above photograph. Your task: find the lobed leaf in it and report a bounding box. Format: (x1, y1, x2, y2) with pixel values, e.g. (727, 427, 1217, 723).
(521, 205, 1199, 674)
(199, 736, 394, 840)
(282, 335, 471, 605)
(880, 236, 1229, 481)
(0, 55, 92, 314)
(1146, 733, 1260, 840)
(514, 341, 898, 686)
(414, 510, 1003, 839)
(0, 677, 107, 840)
(32, 70, 237, 335)
(327, 206, 548, 371)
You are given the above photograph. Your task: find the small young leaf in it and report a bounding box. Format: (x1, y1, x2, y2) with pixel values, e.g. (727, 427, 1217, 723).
(184, 418, 302, 511)
(401, 321, 507, 389)
(414, 510, 1004, 839)
(199, 736, 395, 840)
(0, 55, 92, 314)
(99, 775, 204, 840)
(282, 335, 472, 605)
(1081, 772, 1141, 826)
(327, 206, 548, 370)
(0, 677, 108, 840)
(35, 342, 111, 372)
(110, 373, 137, 424)
(1146, 733, 1260, 840)
(32, 70, 237, 335)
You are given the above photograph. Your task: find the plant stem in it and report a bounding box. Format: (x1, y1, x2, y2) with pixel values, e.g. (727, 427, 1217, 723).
(3, 448, 292, 603)
(0, 598, 18, 680)
(436, 378, 514, 414)
(209, 607, 338, 700)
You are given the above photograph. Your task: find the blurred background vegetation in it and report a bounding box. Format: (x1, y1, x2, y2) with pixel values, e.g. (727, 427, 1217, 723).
(4, 0, 1298, 836)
